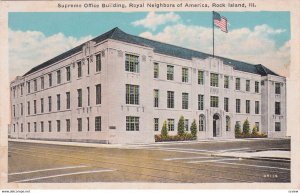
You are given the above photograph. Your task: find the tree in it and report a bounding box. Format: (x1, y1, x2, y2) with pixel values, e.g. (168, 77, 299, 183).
(190, 119, 197, 139)
(177, 116, 185, 136)
(252, 124, 258, 136)
(235, 122, 242, 137)
(161, 120, 168, 139)
(243, 118, 250, 135)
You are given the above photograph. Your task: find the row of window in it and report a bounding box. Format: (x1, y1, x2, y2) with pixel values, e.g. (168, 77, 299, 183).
(15, 85, 101, 116)
(152, 62, 267, 93)
(11, 118, 282, 133)
(152, 89, 262, 114)
(24, 54, 102, 95)
(13, 117, 101, 133)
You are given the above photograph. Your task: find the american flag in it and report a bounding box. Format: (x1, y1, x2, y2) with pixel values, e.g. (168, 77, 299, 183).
(213, 12, 228, 33)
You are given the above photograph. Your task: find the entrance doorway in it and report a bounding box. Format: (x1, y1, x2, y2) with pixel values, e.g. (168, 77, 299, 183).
(213, 114, 220, 137)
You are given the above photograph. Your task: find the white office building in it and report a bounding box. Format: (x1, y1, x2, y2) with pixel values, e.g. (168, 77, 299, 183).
(9, 27, 287, 144)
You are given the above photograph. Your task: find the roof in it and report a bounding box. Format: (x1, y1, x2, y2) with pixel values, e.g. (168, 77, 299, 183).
(24, 27, 280, 77)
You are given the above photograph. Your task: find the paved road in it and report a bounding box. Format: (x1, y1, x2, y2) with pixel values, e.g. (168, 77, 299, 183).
(8, 139, 290, 183)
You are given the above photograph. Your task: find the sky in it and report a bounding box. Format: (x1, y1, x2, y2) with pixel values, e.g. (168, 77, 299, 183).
(8, 12, 290, 80)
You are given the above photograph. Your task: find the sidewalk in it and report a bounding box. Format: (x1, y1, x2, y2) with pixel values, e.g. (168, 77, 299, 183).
(9, 137, 290, 148)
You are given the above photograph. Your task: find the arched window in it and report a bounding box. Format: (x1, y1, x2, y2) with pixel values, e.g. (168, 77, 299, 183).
(199, 114, 205, 131)
(226, 116, 230, 131)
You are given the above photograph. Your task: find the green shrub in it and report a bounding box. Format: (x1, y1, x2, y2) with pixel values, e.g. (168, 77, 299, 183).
(177, 116, 185, 137)
(252, 124, 258, 135)
(161, 120, 168, 139)
(242, 118, 250, 135)
(190, 120, 197, 139)
(235, 122, 242, 137)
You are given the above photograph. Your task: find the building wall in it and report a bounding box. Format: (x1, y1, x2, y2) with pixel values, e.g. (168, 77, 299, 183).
(9, 38, 287, 144)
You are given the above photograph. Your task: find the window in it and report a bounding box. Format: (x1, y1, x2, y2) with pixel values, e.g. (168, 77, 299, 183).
(77, 89, 82, 107)
(13, 105, 16, 117)
(125, 54, 139, 73)
(184, 119, 189, 131)
(21, 103, 23, 115)
(21, 124, 23, 132)
(224, 76, 229, 88)
(28, 122, 30, 132)
(87, 58, 90, 75)
(275, 102, 281, 115)
(275, 83, 281, 94)
(96, 84, 101, 105)
(66, 66, 71, 81)
(224, 97, 229, 112)
(167, 65, 174, 80)
(255, 101, 260, 114)
(40, 98, 44, 113)
(236, 99, 241, 113)
(27, 81, 30, 93)
(34, 79, 37, 91)
(34, 100, 37, 114)
(255, 122, 260, 132)
(210, 73, 219, 87)
(275, 122, 281, 131)
(13, 124, 15, 132)
(77, 61, 82, 78)
(153, 89, 159, 107)
(66, 119, 70, 132)
(167, 91, 174, 108)
(126, 116, 139, 131)
(198, 70, 204, 85)
(27, 101, 30, 115)
(57, 70, 61, 84)
(41, 76, 44, 89)
(246, 80, 250, 92)
(41, 121, 44, 132)
(95, 116, 101, 131)
(199, 114, 205, 131)
(236, 78, 240, 90)
(126, 84, 139, 105)
(87, 87, 90, 106)
(246, 100, 250, 114)
(182, 93, 189, 109)
(57, 120, 60, 132)
(236, 121, 241, 130)
(57, 94, 60, 111)
(48, 96, 52, 112)
(66, 92, 70, 109)
(154, 63, 159, 78)
(48, 121, 52, 132)
(226, 116, 230, 131)
(167, 119, 174, 131)
(78, 118, 82, 132)
(210, 96, 219, 108)
(96, 54, 101, 72)
(255, 81, 259, 93)
(87, 117, 90, 131)
(198, 94, 204, 110)
(48, 74, 52, 87)
(182, 68, 188, 82)
(154, 118, 159, 131)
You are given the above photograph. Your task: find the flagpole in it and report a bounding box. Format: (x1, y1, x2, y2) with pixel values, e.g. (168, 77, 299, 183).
(212, 11, 215, 58)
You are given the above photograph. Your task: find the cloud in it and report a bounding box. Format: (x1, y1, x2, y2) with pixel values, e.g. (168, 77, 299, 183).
(9, 29, 92, 80)
(139, 24, 290, 76)
(132, 12, 180, 31)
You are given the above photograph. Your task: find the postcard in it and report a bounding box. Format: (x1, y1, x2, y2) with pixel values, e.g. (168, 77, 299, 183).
(0, 0, 299, 190)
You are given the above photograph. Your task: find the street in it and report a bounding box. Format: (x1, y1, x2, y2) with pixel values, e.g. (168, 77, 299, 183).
(8, 138, 290, 183)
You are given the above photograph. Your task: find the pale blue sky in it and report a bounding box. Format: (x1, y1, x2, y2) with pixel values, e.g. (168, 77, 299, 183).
(9, 12, 290, 48)
(8, 12, 291, 79)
